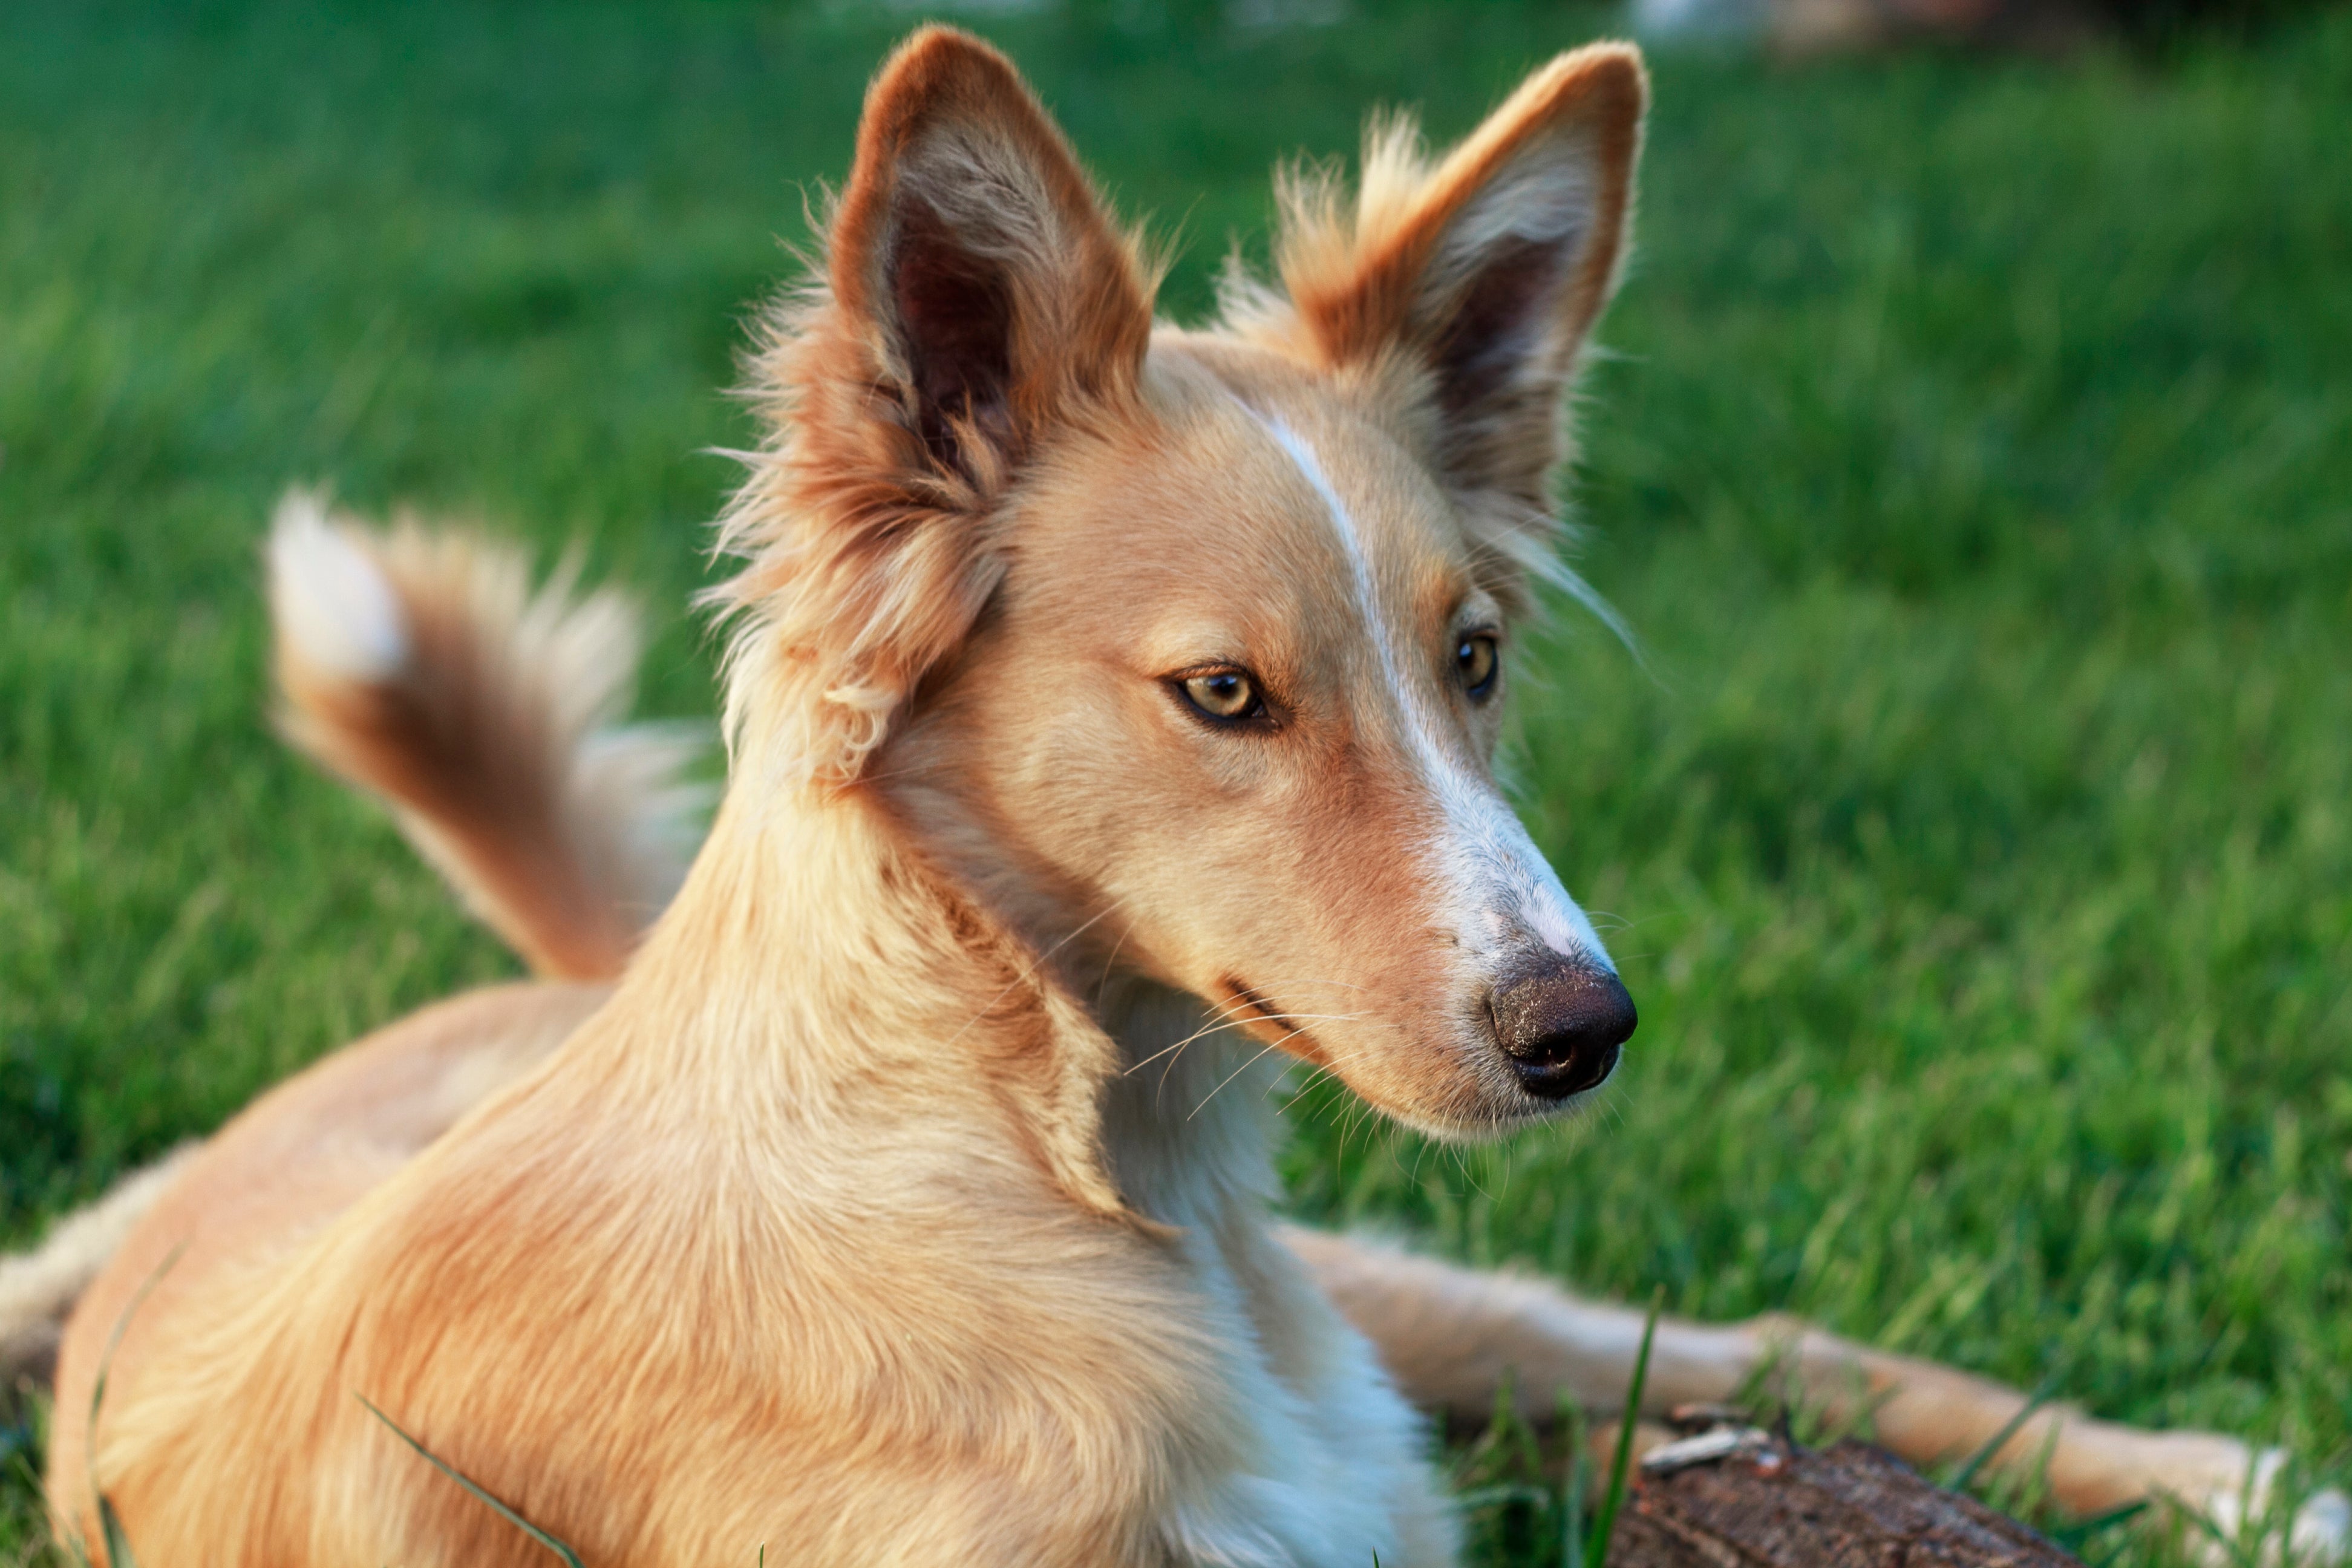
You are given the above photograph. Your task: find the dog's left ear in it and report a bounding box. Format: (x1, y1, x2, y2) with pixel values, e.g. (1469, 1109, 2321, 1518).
(1266, 45, 1647, 593)
(719, 27, 1154, 786)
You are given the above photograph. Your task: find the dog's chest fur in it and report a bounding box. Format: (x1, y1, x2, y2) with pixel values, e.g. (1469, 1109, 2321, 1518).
(1102, 987, 1458, 1567)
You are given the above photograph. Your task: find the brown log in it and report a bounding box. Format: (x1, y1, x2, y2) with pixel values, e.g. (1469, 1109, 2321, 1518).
(1607, 1435, 2081, 1567)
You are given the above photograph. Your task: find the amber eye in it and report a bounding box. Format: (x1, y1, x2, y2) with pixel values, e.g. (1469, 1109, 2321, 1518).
(1178, 668, 1265, 724)
(1457, 633, 1500, 701)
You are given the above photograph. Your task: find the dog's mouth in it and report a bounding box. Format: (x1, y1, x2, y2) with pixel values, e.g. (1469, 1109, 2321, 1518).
(1207, 957, 1631, 1137)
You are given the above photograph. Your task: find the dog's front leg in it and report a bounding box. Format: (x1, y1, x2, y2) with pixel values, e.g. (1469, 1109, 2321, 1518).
(1279, 1227, 2349, 1560)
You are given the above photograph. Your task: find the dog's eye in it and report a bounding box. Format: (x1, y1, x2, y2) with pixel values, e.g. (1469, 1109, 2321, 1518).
(1457, 633, 1500, 701)
(1178, 669, 1265, 724)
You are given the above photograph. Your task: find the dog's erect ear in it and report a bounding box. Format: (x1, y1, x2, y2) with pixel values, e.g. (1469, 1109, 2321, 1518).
(717, 27, 1154, 786)
(828, 27, 1153, 479)
(1256, 45, 1646, 598)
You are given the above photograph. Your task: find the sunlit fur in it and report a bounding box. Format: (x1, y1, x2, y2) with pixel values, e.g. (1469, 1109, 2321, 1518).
(37, 25, 2347, 1568)
(50, 29, 1648, 1565)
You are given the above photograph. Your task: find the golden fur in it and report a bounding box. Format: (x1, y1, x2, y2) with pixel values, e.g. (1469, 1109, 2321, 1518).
(25, 26, 2347, 1567)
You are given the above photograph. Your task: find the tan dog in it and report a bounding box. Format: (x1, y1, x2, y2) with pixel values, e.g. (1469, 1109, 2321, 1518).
(7, 27, 2342, 1566)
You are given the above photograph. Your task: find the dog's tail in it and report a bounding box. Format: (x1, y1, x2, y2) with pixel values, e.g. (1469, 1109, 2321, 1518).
(0, 498, 704, 1398)
(268, 489, 705, 981)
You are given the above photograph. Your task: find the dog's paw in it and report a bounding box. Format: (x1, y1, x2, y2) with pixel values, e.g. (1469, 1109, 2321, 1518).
(2290, 1488, 2352, 1564)
(2192, 1450, 2351, 1565)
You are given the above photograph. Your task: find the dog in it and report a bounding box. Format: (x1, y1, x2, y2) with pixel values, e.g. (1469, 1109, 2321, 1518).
(4, 26, 2342, 1566)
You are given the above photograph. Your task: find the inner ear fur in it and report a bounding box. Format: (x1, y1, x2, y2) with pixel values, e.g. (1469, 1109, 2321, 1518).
(714, 27, 1153, 788)
(1259, 44, 1648, 600)
(829, 28, 1155, 476)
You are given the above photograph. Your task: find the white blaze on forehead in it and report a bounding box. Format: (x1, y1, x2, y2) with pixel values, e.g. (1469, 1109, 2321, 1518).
(1248, 410, 1613, 972)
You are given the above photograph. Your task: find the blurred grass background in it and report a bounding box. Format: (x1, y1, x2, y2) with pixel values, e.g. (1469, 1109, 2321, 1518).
(3, 0, 2348, 1561)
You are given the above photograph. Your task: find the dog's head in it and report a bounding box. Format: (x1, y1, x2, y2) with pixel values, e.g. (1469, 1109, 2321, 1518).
(720, 28, 1645, 1138)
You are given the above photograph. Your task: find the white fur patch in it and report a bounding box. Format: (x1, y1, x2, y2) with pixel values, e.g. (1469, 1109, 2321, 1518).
(1105, 995, 1451, 1567)
(268, 489, 407, 682)
(1252, 414, 1612, 973)
(2203, 1449, 2352, 1566)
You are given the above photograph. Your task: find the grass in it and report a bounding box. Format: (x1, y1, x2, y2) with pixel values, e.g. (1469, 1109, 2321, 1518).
(3, 0, 2348, 1561)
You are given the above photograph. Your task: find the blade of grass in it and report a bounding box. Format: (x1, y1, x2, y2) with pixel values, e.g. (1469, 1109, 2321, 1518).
(94, 1496, 137, 1568)
(1813, 1378, 1901, 1451)
(2162, 1486, 2261, 1568)
(2049, 1497, 2149, 1552)
(82, 1241, 183, 1568)
(1949, 1380, 2059, 1494)
(1585, 1285, 1662, 1568)
(357, 1396, 585, 1568)
(1561, 1393, 1588, 1568)
(10, 1445, 91, 1568)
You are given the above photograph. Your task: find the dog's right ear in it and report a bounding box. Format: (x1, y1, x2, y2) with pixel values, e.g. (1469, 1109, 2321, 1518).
(827, 27, 1154, 482)
(717, 27, 1153, 786)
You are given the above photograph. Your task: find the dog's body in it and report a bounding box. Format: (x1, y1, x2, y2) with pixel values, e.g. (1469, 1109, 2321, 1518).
(10, 27, 2345, 1566)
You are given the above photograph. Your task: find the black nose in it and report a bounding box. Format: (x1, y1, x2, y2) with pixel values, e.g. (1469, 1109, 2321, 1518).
(1488, 958, 1636, 1100)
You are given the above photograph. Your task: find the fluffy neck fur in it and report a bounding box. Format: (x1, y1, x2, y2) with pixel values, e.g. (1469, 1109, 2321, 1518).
(597, 757, 1277, 1235)
(567, 770, 1436, 1567)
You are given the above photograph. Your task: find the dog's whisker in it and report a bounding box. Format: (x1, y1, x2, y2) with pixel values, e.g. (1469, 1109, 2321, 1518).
(1223, 976, 1373, 996)
(1187, 1041, 1291, 1120)
(1187, 1023, 1388, 1122)
(1092, 924, 1134, 1006)
(1129, 996, 1366, 1076)
(1123, 999, 1272, 1077)
(1143, 1012, 1370, 1114)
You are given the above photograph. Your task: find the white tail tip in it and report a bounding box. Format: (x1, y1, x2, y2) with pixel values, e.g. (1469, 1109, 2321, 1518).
(268, 489, 407, 682)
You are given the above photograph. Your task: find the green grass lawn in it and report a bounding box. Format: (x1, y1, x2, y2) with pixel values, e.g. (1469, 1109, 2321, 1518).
(4, 1, 2348, 1561)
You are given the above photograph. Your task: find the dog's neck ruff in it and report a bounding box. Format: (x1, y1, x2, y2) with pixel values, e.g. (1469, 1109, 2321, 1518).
(583, 785, 1450, 1566)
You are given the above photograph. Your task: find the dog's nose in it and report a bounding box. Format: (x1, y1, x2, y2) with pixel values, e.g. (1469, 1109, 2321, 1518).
(1489, 958, 1636, 1100)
